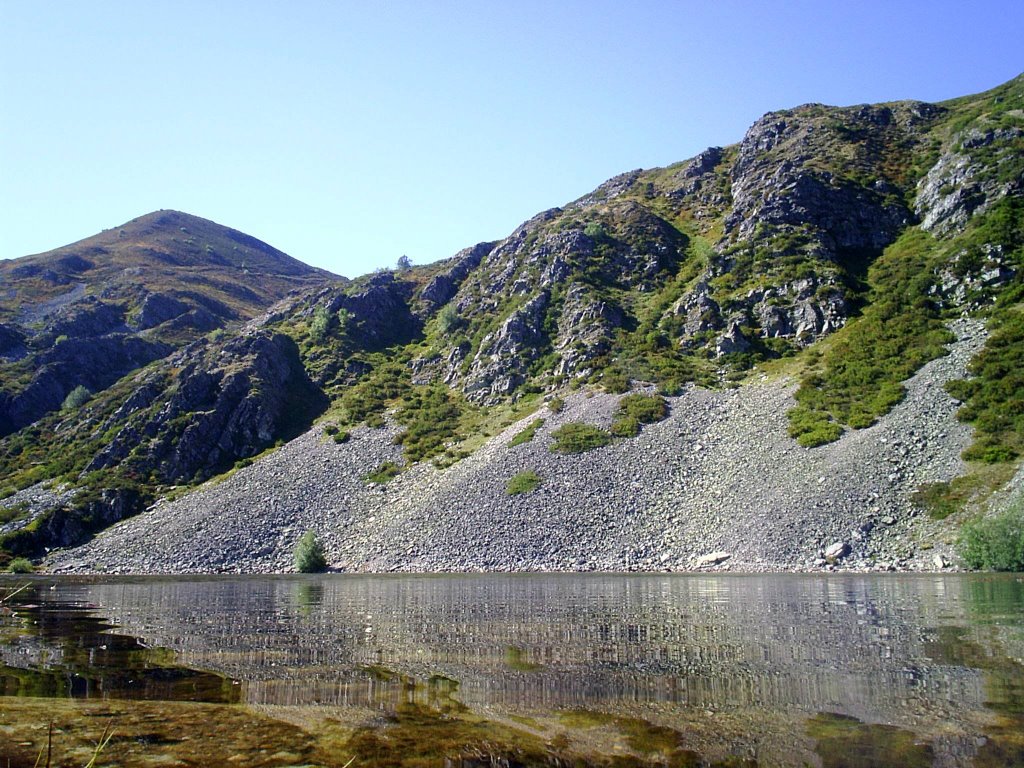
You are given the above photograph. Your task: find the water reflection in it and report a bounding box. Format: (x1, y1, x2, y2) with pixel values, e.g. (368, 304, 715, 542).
(2, 573, 1023, 766)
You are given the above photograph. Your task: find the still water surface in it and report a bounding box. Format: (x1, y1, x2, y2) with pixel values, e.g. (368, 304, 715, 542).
(1, 573, 1022, 767)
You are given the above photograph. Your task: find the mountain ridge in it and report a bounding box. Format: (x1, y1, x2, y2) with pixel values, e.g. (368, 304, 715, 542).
(3, 73, 1023, 572)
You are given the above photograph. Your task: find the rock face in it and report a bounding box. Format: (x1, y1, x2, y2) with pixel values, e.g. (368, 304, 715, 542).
(724, 104, 927, 256)
(326, 272, 420, 350)
(87, 332, 326, 484)
(0, 335, 172, 436)
(464, 292, 550, 402)
(916, 125, 1024, 236)
(0, 324, 26, 358)
(418, 242, 495, 312)
(133, 292, 190, 330)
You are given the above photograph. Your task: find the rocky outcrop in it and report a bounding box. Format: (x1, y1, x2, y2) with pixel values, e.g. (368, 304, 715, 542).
(418, 242, 495, 311)
(87, 332, 326, 484)
(724, 105, 924, 258)
(326, 272, 419, 350)
(43, 297, 126, 340)
(133, 292, 190, 329)
(0, 335, 172, 437)
(554, 284, 624, 377)
(0, 323, 25, 358)
(664, 146, 731, 222)
(916, 126, 1024, 236)
(463, 292, 550, 402)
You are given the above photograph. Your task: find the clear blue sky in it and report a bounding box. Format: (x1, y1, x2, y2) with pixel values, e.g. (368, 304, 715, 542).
(2, 1, 1022, 277)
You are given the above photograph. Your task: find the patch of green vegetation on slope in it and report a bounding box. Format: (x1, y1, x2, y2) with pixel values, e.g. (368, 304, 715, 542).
(788, 227, 953, 446)
(945, 196, 1024, 464)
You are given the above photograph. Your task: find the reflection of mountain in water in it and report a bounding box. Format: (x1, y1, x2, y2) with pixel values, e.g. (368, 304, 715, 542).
(0, 590, 238, 702)
(49, 574, 1017, 728)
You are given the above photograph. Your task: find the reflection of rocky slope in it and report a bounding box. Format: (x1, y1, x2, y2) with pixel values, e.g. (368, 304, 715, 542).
(66, 575, 1001, 735)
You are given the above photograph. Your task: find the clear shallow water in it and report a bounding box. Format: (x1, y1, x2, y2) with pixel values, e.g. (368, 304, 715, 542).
(1, 573, 1023, 767)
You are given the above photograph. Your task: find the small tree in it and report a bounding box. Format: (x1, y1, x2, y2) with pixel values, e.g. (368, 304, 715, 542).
(309, 305, 331, 342)
(437, 303, 460, 334)
(62, 385, 92, 411)
(294, 531, 328, 573)
(397, 255, 413, 271)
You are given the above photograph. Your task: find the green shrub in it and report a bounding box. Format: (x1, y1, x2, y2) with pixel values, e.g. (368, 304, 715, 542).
(959, 502, 1024, 571)
(506, 470, 542, 496)
(7, 557, 34, 574)
(61, 385, 92, 411)
(510, 419, 544, 447)
(947, 307, 1024, 464)
(602, 371, 630, 394)
(616, 394, 668, 424)
(293, 531, 328, 573)
(550, 423, 612, 454)
(911, 481, 959, 520)
(333, 430, 351, 444)
(547, 397, 565, 414)
(365, 461, 402, 484)
(394, 385, 467, 462)
(437, 303, 461, 334)
(610, 416, 640, 437)
(787, 229, 951, 445)
(309, 305, 331, 342)
(787, 405, 844, 447)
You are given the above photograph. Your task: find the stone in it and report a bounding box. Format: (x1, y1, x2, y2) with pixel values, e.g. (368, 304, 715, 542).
(824, 542, 850, 562)
(694, 551, 731, 568)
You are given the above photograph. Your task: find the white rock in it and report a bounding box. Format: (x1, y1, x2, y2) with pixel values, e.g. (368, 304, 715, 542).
(694, 551, 731, 567)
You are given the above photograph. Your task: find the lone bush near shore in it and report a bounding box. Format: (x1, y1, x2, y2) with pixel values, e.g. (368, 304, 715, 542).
(958, 501, 1024, 571)
(6, 557, 34, 573)
(549, 423, 611, 454)
(294, 531, 327, 573)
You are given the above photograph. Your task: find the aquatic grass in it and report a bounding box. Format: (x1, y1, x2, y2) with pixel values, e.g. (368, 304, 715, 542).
(31, 721, 114, 768)
(806, 712, 932, 768)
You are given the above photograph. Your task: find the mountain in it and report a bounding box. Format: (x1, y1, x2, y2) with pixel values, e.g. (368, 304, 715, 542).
(0, 211, 336, 436)
(3, 74, 1023, 573)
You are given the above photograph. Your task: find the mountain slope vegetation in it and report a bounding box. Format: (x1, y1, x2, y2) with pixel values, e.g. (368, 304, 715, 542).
(2, 74, 1023, 570)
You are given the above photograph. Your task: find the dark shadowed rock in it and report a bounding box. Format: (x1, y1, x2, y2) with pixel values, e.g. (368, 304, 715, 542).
(134, 292, 190, 329)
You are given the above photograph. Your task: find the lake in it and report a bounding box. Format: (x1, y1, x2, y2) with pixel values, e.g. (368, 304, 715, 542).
(1, 573, 1022, 767)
